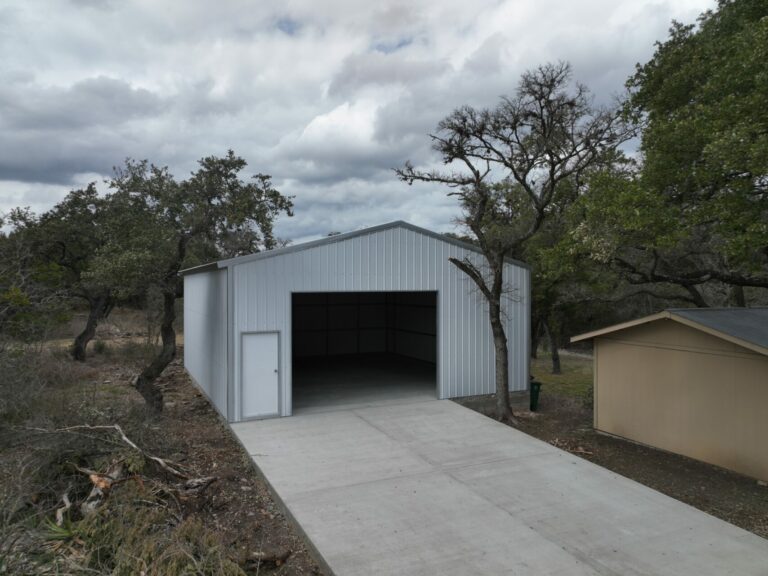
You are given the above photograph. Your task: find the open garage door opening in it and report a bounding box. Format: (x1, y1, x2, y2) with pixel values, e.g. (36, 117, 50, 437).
(291, 291, 437, 413)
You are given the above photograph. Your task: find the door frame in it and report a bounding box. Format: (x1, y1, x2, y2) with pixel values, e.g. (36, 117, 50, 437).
(239, 330, 282, 421)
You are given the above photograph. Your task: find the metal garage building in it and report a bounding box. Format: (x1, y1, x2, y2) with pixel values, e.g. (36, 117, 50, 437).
(182, 221, 530, 422)
(572, 308, 768, 481)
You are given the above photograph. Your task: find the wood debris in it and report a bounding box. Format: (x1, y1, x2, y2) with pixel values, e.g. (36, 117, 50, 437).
(248, 548, 292, 568)
(549, 437, 594, 456)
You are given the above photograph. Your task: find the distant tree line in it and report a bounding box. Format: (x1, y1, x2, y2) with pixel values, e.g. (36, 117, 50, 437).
(0, 151, 293, 411)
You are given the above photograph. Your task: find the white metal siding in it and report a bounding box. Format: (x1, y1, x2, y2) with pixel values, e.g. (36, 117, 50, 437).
(183, 269, 228, 417)
(229, 225, 529, 419)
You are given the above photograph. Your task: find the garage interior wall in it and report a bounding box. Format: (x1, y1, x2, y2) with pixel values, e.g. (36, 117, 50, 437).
(292, 292, 437, 363)
(595, 320, 768, 481)
(183, 269, 228, 418)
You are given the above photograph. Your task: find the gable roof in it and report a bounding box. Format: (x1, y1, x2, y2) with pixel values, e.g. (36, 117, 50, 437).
(180, 220, 530, 276)
(571, 308, 768, 357)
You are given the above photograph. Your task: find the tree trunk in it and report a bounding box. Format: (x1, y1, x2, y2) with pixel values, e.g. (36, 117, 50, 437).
(684, 284, 709, 308)
(731, 285, 746, 307)
(489, 303, 513, 422)
(543, 319, 561, 375)
(133, 290, 176, 412)
(530, 318, 541, 359)
(448, 255, 514, 423)
(72, 293, 111, 362)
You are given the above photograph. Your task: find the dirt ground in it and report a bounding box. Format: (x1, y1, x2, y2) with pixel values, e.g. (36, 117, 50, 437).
(459, 377, 768, 540)
(0, 346, 326, 575)
(153, 358, 326, 574)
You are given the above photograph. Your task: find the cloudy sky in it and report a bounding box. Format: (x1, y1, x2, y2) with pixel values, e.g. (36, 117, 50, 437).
(0, 0, 713, 242)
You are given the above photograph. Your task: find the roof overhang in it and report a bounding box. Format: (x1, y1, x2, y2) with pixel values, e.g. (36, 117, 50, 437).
(571, 310, 768, 357)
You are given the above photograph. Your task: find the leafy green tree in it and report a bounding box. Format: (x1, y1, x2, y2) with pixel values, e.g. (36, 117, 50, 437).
(33, 185, 118, 360)
(91, 151, 293, 411)
(398, 62, 630, 420)
(0, 210, 69, 348)
(576, 0, 768, 306)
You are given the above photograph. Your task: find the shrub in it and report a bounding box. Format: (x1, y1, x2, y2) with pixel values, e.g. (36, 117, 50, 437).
(93, 340, 109, 355)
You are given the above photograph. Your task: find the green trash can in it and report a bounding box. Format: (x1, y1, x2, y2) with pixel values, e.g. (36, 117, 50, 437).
(529, 379, 542, 412)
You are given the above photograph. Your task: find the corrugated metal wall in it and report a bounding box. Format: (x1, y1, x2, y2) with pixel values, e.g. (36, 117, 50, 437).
(229, 225, 529, 420)
(183, 269, 228, 417)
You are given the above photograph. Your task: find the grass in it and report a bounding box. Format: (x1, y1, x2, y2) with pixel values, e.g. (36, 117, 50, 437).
(530, 350, 593, 400)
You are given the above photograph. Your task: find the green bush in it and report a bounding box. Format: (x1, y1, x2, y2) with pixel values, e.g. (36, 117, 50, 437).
(93, 340, 109, 355)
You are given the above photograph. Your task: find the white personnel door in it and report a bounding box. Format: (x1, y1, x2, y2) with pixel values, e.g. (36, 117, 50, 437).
(241, 332, 280, 419)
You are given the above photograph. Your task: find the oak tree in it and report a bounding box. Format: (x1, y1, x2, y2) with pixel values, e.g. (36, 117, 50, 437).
(92, 151, 293, 411)
(398, 62, 630, 420)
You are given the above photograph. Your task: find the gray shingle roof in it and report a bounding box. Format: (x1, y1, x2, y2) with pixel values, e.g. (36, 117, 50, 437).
(571, 307, 768, 356)
(669, 308, 768, 351)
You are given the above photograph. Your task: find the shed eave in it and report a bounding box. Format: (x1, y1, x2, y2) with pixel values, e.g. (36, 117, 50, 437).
(570, 312, 671, 343)
(571, 311, 768, 357)
(667, 313, 768, 357)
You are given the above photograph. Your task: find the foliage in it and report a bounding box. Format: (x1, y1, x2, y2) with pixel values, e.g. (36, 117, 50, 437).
(627, 0, 768, 266)
(36, 184, 112, 297)
(36, 184, 121, 360)
(572, 0, 768, 307)
(89, 151, 293, 297)
(0, 210, 70, 347)
(88, 150, 293, 410)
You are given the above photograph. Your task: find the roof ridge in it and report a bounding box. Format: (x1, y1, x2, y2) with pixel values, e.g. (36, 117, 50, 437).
(181, 220, 530, 275)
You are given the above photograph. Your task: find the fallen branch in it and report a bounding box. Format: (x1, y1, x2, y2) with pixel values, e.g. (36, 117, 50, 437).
(27, 424, 190, 479)
(80, 460, 125, 517)
(248, 548, 291, 568)
(55, 489, 72, 526)
(179, 476, 217, 496)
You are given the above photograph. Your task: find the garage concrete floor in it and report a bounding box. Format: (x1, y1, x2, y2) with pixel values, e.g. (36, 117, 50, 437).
(292, 354, 436, 414)
(232, 399, 768, 576)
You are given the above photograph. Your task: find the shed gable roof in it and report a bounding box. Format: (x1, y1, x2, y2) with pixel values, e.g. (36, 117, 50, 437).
(180, 220, 529, 276)
(571, 308, 768, 357)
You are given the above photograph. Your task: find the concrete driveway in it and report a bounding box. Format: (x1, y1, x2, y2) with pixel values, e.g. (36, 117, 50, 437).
(232, 398, 768, 575)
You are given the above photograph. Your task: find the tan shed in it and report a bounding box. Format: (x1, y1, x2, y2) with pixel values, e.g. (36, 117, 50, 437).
(572, 308, 768, 481)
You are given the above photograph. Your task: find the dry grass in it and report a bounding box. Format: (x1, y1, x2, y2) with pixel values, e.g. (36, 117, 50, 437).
(0, 350, 224, 574)
(0, 344, 322, 575)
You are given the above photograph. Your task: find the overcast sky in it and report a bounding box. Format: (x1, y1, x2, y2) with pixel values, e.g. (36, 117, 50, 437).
(0, 0, 713, 242)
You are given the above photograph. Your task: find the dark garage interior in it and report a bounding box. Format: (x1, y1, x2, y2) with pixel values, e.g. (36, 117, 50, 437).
(291, 291, 437, 412)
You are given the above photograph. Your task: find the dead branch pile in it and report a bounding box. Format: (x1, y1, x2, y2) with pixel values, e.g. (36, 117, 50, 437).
(29, 424, 218, 524)
(4, 423, 247, 575)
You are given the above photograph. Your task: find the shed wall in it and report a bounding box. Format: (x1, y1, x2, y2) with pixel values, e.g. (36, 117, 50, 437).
(183, 269, 228, 417)
(230, 226, 529, 419)
(595, 320, 768, 480)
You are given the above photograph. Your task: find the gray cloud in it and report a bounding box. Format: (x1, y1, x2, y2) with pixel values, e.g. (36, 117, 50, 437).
(1, 76, 165, 130)
(329, 51, 450, 97)
(0, 0, 715, 241)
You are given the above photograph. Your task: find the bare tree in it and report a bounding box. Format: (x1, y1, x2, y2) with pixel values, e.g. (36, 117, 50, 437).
(398, 62, 631, 421)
